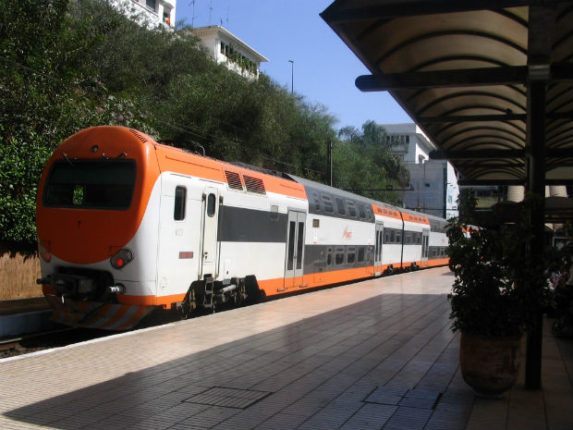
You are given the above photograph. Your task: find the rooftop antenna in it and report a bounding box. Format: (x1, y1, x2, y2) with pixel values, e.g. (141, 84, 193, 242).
(209, 0, 213, 24)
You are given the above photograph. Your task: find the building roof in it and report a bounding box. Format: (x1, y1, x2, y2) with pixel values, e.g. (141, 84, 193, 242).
(321, 0, 573, 187)
(192, 25, 269, 63)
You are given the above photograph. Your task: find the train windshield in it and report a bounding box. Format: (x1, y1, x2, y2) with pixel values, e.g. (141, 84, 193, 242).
(44, 159, 136, 210)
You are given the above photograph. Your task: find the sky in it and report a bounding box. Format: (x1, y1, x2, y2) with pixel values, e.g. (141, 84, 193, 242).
(175, 0, 412, 131)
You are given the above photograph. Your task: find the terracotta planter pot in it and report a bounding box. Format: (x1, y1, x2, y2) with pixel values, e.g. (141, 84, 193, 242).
(460, 332, 522, 397)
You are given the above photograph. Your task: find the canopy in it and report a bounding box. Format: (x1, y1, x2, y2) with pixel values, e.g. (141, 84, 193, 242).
(321, 0, 573, 187)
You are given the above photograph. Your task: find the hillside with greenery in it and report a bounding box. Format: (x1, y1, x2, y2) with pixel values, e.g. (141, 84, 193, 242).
(0, 0, 408, 253)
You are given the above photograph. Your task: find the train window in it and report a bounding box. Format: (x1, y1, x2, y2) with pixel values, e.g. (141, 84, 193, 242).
(206, 193, 216, 217)
(309, 191, 321, 212)
(347, 248, 356, 264)
(366, 246, 374, 262)
(296, 222, 304, 270)
(287, 222, 296, 270)
(174, 186, 186, 220)
(44, 160, 136, 210)
(335, 247, 344, 265)
(365, 206, 374, 220)
(358, 204, 366, 219)
(321, 194, 334, 213)
(347, 201, 357, 218)
(336, 198, 345, 215)
(358, 247, 365, 262)
(72, 185, 84, 206)
(384, 230, 391, 243)
(395, 232, 402, 243)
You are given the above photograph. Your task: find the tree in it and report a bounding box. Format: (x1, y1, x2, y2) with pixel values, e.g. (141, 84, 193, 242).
(0, 0, 154, 252)
(0, 0, 401, 253)
(336, 121, 409, 204)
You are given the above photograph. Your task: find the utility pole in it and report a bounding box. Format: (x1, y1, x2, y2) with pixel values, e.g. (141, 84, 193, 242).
(327, 139, 333, 186)
(288, 60, 294, 94)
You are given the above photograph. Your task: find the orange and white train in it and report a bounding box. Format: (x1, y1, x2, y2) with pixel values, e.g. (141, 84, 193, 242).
(36, 126, 449, 330)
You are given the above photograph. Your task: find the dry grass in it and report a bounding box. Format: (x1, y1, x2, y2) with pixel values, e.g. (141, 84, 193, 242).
(0, 253, 42, 300)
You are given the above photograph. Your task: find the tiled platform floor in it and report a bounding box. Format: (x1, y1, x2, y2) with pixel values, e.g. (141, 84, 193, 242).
(1, 267, 572, 429)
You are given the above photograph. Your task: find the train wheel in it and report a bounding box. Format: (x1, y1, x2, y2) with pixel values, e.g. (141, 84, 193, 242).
(245, 275, 261, 305)
(178, 285, 199, 319)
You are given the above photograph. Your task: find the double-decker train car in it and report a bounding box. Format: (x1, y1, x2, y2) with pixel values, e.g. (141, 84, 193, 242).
(36, 126, 450, 330)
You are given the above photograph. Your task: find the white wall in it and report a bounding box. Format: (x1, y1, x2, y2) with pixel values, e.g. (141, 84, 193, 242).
(107, 0, 176, 29)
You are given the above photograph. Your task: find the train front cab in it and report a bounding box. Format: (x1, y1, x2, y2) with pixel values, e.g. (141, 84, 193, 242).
(36, 127, 165, 330)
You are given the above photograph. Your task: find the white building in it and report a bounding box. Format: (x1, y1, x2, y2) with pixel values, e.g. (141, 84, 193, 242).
(381, 123, 460, 219)
(190, 26, 269, 80)
(107, 0, 176, 29)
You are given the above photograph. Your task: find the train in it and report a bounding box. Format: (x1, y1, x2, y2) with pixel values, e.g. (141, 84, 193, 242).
(36, 126, 449, 330)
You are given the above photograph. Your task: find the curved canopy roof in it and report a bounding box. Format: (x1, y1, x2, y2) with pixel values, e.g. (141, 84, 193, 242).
(321, 0, 573, 186)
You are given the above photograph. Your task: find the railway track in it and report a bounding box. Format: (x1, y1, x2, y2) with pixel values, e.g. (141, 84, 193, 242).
(0, 327, 112, 359)
(0, 307, 187, 359)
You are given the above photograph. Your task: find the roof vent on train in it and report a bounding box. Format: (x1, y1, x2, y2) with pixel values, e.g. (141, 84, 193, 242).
(225, 171, 244, 191)
(244, 175, 266, 194)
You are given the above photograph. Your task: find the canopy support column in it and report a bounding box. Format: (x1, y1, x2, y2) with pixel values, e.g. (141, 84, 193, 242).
(524, 3, 554, 390)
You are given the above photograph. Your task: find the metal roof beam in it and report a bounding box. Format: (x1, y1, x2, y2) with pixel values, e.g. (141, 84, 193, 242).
(458, 178, 525, 185)
(356, 62, 573, 91)
(419, 113, 527, 123)
(459, 178, 573, 185)
(321, 1, 563, 22)
(356, 67, 528, 91)
(430, 149, 524, 159)
(430, 147, 573, 159)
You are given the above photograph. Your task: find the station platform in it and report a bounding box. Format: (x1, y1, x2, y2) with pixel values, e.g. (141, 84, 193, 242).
(1, 267, 572, 430)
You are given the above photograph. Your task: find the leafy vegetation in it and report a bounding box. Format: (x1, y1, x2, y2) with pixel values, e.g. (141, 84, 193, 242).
(447, 192, 552, 337)
(1, 0, 408, 253)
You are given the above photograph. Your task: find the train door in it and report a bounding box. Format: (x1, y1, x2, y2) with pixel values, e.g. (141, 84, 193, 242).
(200, 187, 220, 279)
(422, 228, 430, 261)
(375, 222, 384, 275)
(157, 179, 198, 298)
(283, 211, 306, 290)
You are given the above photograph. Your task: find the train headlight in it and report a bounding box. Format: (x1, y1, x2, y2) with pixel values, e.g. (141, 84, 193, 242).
(110, 248, 133, 269)
(39, 242, 52, 263)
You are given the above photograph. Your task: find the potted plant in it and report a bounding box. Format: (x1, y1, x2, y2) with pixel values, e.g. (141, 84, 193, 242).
(548, 222, 573, 337)
(446, 192, 548, 396)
